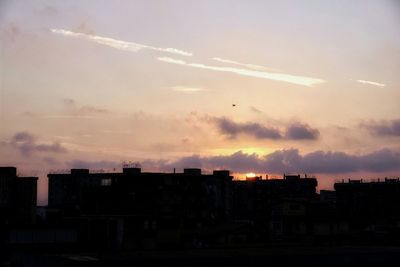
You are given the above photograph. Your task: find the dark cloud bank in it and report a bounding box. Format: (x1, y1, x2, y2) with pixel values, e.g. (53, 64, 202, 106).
(213, 117, 320, 140)
(68, 148, 400, 175)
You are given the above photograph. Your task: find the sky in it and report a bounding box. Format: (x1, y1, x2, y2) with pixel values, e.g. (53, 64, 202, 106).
(1, 0, 400, 204)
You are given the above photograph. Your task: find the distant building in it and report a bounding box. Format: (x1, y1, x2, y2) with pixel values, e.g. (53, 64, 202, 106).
(0, 167, 38, 225)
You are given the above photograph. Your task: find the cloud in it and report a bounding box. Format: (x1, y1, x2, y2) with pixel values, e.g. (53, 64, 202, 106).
(214, 117, 282, 140)
(40, 5, 58, 16)
(63, 98, 76, 108)
(50, 28, 322, 87)
(79, 106, 109, 114)
(62, 98, 109, 116)
(361, 119, 400, 137)
(9, 131, 67, 156)
(211, 117, 319, 141)
(1, 22, 21, 42)
(51, 29, 192, 56)
(145, 148, 400, 174)
(158, 57, 325, 87)
(285, 123, 320, 140)
(357, 79, 385, 88)
(35, 143, 67, 153)
(250, 106, 262, 113)
(170, 86, 204, 93)
(158, 57, 187, 65)
(212, 57, 279, 72)
(12, 131, 35, 143)
(141, 151, 263, 173)
(43, 157, 60, 165)
(60, 148, 400, 175)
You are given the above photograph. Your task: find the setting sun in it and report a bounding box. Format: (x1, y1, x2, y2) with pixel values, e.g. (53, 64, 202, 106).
(246, 172, 256, 178)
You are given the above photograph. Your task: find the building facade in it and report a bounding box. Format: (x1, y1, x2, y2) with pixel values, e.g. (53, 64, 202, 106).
(0, 167, 38, 225)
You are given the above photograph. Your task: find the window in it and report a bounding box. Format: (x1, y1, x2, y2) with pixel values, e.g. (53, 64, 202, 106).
(101, 178, 112, 186)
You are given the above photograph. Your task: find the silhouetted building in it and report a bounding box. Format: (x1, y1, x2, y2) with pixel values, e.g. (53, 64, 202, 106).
(232, 174, 318, 240)
(48, 167, 232, 249)
(335, 178, 400, 242)
(0, 167, 38, 225)
(320, 190, 336, 205)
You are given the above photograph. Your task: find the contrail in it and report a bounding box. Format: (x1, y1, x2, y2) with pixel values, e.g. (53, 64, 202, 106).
(357, 79, 385, 88)
(50, 29, 193, 56)
(158, 57, 325, 87)
(212, 57, 280, 72)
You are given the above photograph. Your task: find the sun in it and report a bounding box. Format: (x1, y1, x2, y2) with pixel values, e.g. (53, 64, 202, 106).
(246, 172, 256, 178)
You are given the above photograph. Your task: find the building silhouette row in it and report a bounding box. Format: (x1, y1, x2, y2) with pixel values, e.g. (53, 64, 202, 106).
(1, 166, 400, 256)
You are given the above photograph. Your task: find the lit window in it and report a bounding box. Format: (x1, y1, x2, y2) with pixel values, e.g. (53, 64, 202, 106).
(101, 178, 112, 186)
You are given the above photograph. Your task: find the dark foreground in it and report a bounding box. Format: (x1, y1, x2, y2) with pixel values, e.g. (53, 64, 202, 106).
(9, 246, 400, 267)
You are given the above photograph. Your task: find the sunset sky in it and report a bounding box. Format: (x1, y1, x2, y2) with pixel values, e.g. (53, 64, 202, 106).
(1, 0, 400, 204)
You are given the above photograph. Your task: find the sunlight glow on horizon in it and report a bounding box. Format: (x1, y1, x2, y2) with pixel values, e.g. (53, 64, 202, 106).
(246, 172, 256, 178)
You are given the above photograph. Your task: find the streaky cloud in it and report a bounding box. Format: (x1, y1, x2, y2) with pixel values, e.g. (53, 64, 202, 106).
(158, 57, 187, 65)
(212, 57, 279, 72)
(157, 57, 324, 87)
(50, 29, 193, 56)
(357, 79, 385, 88)
(170, 86, 204, 93)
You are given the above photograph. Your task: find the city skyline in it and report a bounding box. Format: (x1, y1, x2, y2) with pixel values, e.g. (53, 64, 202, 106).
(1, 0, 400, 204)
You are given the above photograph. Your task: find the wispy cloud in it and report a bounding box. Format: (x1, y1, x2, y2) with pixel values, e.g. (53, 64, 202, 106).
(357, 79, 385, 88)
(158, 57, 324, 87)
(212, 57, 279, 72)
(250, 106, 262, 113)
(361, 119, 400, 137)
(50, 29, 192, 56)
(51, 29, 324, 87)
(158, 57, 187, 65)
(8, 131, 67, 156)
(170, 86, 204, 93)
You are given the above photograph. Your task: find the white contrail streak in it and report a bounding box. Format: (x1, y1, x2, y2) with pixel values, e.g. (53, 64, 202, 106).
(357, 79, 385, 88)
(170, 86, 204, 92)
(212, 57, 279, 72)
(50, 29, 193, 56)
(158, 57, 324, 87)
